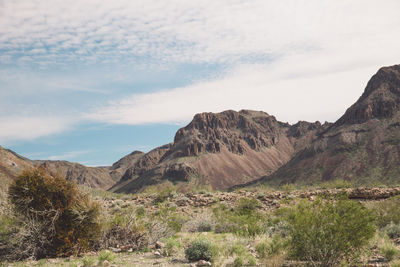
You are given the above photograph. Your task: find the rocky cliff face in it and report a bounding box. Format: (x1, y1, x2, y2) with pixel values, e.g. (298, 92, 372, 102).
(336, 65, 400, 126)
(249, 64, 400, 187)
(111, 110, 327, 193)
(172, 110, 283, 156)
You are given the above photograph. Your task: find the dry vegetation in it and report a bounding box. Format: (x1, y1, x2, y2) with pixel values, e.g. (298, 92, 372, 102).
(1, 171, 400, 266)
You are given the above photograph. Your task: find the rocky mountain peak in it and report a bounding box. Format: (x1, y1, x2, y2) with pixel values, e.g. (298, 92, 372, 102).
(173, 110, 283, 156)
(336, 64, 400, 126)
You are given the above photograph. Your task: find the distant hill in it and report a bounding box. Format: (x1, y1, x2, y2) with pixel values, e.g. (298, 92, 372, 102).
(0, 147, 142, 190)
(0, 146, 34, 186)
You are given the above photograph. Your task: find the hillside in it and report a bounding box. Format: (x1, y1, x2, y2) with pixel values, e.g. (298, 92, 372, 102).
(2, 64, 400, 192)
(0, 146, 34, 186)
(0, 148, 143, 190)
(248, 64, 400, 187)
(111, 110, 329, 193)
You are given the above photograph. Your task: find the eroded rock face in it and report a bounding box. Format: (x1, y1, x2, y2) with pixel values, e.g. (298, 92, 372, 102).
(336, 65, 400, 126)
(248, 64, 400, 187)
(119, 144, 173, 182)
(112, 109, 327, 193)
(173, 110, 283, 156)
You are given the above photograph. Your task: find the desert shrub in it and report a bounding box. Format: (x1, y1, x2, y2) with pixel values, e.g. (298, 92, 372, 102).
(318, 179, 354, 189)
(384, 222, 400, 239)
(185, 239, 215, 262)
(82, 256, 96, 267)
(5, 168, 101, 259)
(98, 249, 116, 264)
(153, 203, 187, 233)
(235, 197, 259, 215)
(213, 198, 265, 237)
(255, 235, 287, 259)
(232, 256, 244, 267)
(183, 211, 216, 232)
(285, 198, 376, 266)
(163, 236, 182, 256)
(372, 196, 400, 228)
(135, 206, 146, 217)
(102, 205, 150, 251)
(380, 241, 399, 261)
(146, 182, 177, 204)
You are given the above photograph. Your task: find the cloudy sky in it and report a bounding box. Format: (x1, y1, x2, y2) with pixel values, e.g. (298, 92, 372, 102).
(1, 0, 400, 165)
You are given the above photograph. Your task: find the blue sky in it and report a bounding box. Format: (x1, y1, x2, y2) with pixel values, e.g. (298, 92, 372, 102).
(1, 0, 400, 166)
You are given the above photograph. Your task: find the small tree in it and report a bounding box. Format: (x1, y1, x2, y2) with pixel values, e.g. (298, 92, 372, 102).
(7, 168, 101, 259)
(286, 197, 376, 267)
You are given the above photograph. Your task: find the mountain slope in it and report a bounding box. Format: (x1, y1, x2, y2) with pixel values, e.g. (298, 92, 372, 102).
(251, 64, 400, 186)
(0, 146, 34, 186)
(0, 147, 144, 190)
(111, 110, 328, 193)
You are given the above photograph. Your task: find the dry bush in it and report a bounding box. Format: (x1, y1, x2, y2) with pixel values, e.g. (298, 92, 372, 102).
(3, 168, 101, 260)
(182, 210, 216, 233)
(101, 208, 148, 250)
(100, 205, 174, 251)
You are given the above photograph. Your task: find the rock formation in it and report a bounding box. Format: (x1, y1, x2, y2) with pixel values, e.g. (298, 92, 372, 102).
(247, 64, 400, 187)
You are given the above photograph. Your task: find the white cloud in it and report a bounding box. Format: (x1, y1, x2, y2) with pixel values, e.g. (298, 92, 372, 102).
(47, 150, 92, 161)
(0, 0, 399, 66)
(87, 53, 384, 124)
(1, 0, 400, 140)
(0, 116, 74, 144)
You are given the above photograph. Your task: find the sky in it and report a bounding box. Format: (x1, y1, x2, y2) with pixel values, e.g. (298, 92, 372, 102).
(1, 0, 400, 166)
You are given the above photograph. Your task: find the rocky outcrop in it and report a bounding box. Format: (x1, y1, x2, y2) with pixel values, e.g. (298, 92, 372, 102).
(173, 110, 283, 156)
(335, 65, 400, 126)
(246, 64, 400, 187)
(112, 110, 327, 193)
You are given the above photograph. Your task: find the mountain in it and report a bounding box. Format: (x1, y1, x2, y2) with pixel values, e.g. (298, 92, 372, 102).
(0, 146, 34, 186)
(0, 147, 143, 190)
(110, 110, 329, 193)
(3, 64, 400, 192)
(248, 64, 400, 187)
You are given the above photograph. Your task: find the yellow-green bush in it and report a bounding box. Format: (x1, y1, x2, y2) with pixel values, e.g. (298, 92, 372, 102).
(285, 198, 376, 266)
(371, 195, 400, 228)
(213, 198, 265, 237)
(7, 168, 101, 259)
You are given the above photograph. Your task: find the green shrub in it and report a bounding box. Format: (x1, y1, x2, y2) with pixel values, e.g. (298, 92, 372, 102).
(213, 198, 265, 237)
(82, 256, 96, 267)
(285, 198, 376, 266)
(147, 182, 176, 204)
(318, 179, 354, 189)
(391, 260, 400, 267)
(164, 236, 182, 256)
(7, 168, 101, 259)
(197, 221, 214, 232)
(154, 203, 187, 233)
(235, 198, 259, 216)
(232, 256, 244, 267)
(185, 239, 215, 262)
(372, 196, 400, 228)
(255, 235, 287, 259)
(379, 239, 399, 261)
(98, 249, 115, 264)
(384, 222, 400, 239)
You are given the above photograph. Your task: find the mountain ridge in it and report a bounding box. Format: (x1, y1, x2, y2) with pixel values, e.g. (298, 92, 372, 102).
(1, 64, 400, 191)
